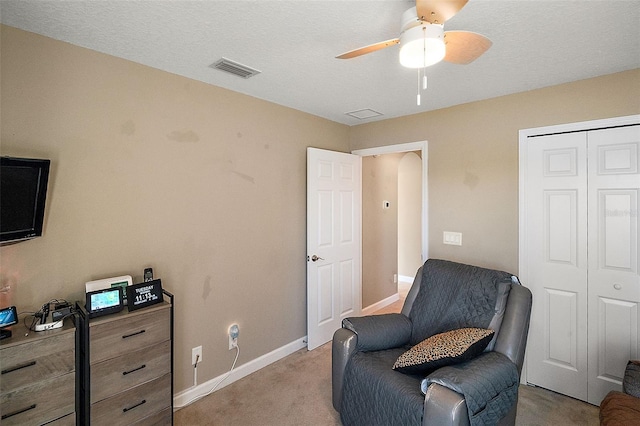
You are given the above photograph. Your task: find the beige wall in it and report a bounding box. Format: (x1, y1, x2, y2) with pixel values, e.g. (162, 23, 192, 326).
(362, 150, 422, 306)
(351, 69, 640, 274)
(398, 151, 423, 278)
(0, 26, 350, 393)
(361, 154, 402, 307)
(2, 24, 639, 398)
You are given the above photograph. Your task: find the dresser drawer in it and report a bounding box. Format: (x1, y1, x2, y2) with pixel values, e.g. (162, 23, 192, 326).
(132, 407, 172, 426)
(0, 372, 74, 426)
(90, 307, 170, 363)
(0, 330, 75, 393)
(90, 340, 170, 403)
(43, 412, 76, 425)
(90, 373, 171, 426)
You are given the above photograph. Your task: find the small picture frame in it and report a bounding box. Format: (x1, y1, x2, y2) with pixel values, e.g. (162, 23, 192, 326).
(126, 279, 163, 312)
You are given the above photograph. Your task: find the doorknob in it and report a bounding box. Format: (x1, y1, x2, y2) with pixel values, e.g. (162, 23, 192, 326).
(310, 255, 324, 262)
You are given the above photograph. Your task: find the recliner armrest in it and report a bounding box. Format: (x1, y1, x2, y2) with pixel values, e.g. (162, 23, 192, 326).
(342, 313, 412, 351)
(332, 328, 358, 411)
(423, 384, 470, 426)
(332, 313, 412, 412)
(421, 352, 519, 425)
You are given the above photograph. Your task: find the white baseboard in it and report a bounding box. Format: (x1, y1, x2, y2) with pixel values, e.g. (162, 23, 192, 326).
(362, 293, 400, 316)
(398, 275, 414, 283)
(173, 336, 307, 409)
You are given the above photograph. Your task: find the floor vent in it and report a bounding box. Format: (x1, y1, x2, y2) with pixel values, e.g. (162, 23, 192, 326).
(210, 58, 261, 79)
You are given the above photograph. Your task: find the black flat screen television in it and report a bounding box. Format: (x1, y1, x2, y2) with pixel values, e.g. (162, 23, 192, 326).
(1, 156, 51, 244)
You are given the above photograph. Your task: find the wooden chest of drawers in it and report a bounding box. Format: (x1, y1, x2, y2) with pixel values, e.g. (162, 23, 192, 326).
(77, 294, 173, 426)
(0, 320, 76, 425)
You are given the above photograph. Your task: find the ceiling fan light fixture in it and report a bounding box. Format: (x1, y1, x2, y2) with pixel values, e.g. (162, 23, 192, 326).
(399, 24, 445, 68)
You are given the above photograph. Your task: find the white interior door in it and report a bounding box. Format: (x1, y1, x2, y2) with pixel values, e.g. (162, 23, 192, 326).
(525, 132, 589, 401)
(587, 125, 640, 404)
(307, 148, 362, 350)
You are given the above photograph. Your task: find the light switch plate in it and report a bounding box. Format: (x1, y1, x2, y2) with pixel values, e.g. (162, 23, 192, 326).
(443, 231, 462, 246)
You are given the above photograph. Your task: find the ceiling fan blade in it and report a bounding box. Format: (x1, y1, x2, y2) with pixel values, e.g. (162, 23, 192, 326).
(443, 31, 492, 64)
(416, 0, 468, 24)
(336, 38, 400, 59)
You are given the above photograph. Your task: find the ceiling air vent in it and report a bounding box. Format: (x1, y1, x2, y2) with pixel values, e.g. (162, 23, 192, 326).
(345, 109, 383, 120)
(210, 58, 261, 79)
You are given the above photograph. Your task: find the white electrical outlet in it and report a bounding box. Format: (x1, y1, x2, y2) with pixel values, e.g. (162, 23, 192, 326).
(229, 324, 239, 350)
(192, 346, 202, 365)
(443, 231, 463, 246)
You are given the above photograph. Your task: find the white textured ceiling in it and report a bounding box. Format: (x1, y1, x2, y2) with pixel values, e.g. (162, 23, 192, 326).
(1, 0, 639, 125)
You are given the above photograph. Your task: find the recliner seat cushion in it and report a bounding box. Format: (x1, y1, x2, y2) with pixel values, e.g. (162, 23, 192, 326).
(341, 348, 424, 426)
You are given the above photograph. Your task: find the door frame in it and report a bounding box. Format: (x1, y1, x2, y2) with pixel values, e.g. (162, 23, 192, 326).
(518, 114, 640, 385)
(352, 141, 429, 269)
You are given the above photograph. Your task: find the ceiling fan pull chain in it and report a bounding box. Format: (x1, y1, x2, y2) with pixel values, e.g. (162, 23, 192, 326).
(416, 67, 428, 106)
(417, 69, 421, 106)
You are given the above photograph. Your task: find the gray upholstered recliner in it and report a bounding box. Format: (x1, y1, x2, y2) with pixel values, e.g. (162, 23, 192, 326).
(332, 259, 533, 426)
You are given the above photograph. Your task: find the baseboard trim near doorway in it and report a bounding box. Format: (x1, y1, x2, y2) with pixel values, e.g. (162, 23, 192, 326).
(173, 336, 307, 409)
(362, 293, 400, 316)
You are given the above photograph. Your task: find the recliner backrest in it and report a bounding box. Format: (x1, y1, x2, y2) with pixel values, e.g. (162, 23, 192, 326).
(401, 259, 513, 346)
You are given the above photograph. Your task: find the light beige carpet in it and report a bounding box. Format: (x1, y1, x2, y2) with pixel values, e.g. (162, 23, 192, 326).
(175, 298, 600, 425)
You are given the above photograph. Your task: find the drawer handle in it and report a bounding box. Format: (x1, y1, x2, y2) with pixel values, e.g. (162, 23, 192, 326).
(123, 399, 146, 413)
(123, 364, 146, 375)
(1, 360, 36, 375)
(122, 329, 146, 339)
(1, 404, 37, 420)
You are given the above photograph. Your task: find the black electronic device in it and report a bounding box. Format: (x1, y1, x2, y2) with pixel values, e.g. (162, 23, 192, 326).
(0, 306, 18, 340)
(41, 303, 50, 323)
(144, 267, 154, 282)
(126, 279, 163, 312)
(0, 156, 51, 244)
(86, 287, 124, 319)
(52, 303, 72, 322)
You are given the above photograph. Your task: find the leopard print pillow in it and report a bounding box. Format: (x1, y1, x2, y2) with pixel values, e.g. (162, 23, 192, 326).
(393, 328, 495, 375)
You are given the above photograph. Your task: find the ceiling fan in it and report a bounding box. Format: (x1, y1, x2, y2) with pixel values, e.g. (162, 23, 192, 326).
(336, 0, 491, 69)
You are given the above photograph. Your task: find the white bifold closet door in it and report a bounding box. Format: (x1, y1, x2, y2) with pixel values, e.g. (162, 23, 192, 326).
(524, 123, 639, 405)
(586, 126, 639, 404)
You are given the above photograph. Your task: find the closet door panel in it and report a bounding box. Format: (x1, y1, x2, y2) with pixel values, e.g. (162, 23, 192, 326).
(525, 132, 588, 401)
(587, 125, 640, 405)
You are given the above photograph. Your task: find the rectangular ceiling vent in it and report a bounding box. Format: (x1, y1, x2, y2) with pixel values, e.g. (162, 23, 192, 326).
(210, 58, 261, 79)
(345, 108, 383, 120)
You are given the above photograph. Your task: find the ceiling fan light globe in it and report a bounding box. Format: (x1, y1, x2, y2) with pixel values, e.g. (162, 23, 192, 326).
(399, 24, 445, 68)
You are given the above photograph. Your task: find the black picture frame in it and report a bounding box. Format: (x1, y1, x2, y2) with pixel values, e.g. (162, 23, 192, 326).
(86, 287, 124, 319)
(126, 279, 163, 311)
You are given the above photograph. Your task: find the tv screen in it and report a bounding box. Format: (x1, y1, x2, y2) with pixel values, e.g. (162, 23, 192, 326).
(1, 156, 51, 244)
(0, 306, 18, 328)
